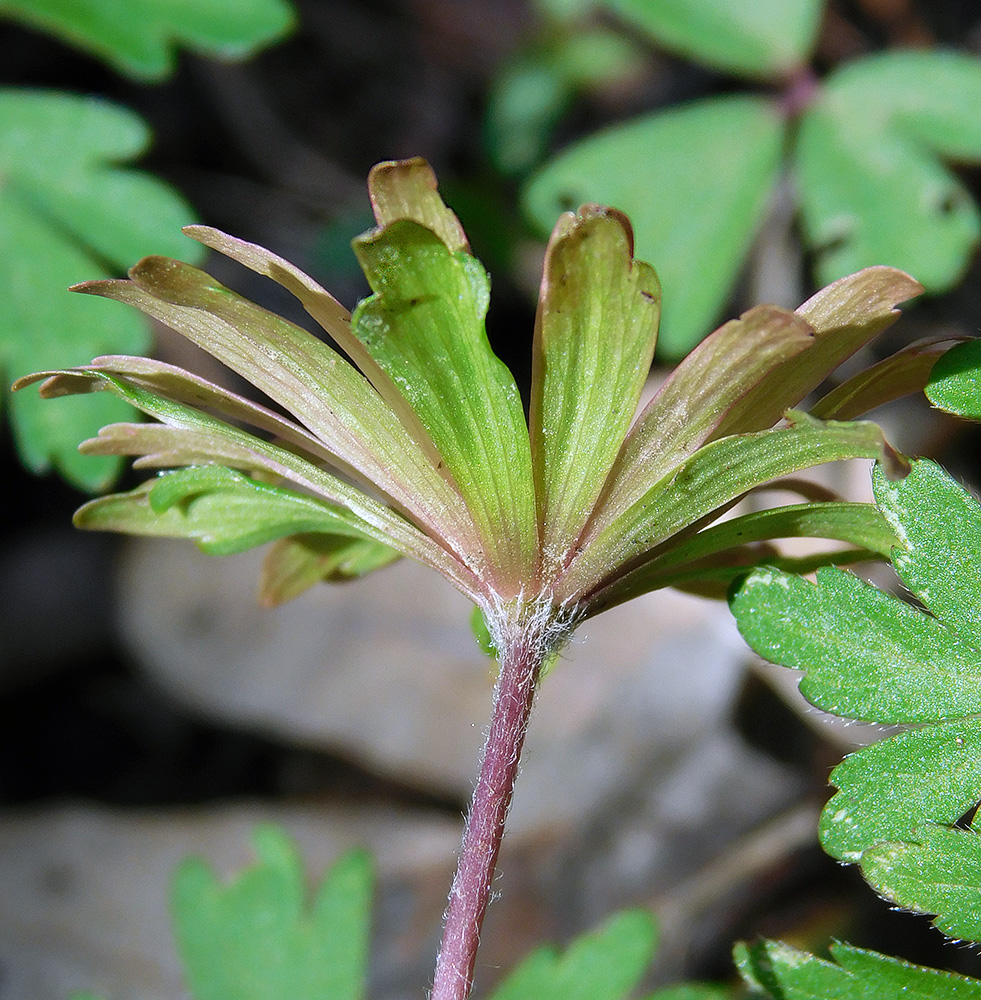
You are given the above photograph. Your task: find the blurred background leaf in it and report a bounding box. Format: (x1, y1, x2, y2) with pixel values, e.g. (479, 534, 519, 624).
(0, 90, 204, 490)
(794, 50, 981, 291)
(0, 0, 295, 80)
(598, 0, 824, 78)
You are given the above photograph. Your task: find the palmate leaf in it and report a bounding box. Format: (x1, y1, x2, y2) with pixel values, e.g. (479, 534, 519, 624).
(0, 0, 294, 80)
(19, 367, 476, 591)
(730, 458, 981, 940)
(593, 267, 920, 536)
(74, 465, 382, 557)
(71, 255, 482, 571)
(0, 90, 203, 490)
(736, 939, 981, 999)
(171, 826, 372, 1000)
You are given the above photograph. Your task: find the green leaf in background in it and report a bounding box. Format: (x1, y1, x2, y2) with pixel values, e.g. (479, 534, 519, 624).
(487, 909, 657, 1000)
(524, 96, 784, 358)
(0, 0, 295, 80)
(730, 458, 981, 941)
(795, 50, 981, 292)
(599, 0, 823, 78)
(926, 338, 981, 419)
(0, 90, 203, 490)
(736, 939, 981, 999)
(171, 826, 372, 1000)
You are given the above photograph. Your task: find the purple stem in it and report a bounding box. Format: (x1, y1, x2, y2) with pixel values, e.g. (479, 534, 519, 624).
(430, 626, 543, 1000)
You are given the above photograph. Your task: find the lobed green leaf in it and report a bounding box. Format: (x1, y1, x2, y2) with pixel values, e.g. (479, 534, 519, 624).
(736, 939, 981, 999)
(861, 826, 981, 942)
(819, 720, 981, 863)
(0, 90, 202, 490)
(487, 909, 657, 1000)
(731, 454, 981, 942)
(731, 564, 981, 723)
(171, 826, 372, 1000)
(874, 458, 981, 639)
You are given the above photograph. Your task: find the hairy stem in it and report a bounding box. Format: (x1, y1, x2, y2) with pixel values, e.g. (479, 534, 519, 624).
(430, 625, 544, 1000)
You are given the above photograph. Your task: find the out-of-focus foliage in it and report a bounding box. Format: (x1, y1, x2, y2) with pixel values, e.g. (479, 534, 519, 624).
(0, 0, 295, 489)
(0, 90, 203, 490)
(501, 1, 981, 357)
(0, 0, 295, 80)
(172, 827, 373, 1000)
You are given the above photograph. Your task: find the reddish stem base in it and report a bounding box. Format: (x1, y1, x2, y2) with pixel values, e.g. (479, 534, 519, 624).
(430, 629, 543, 1000)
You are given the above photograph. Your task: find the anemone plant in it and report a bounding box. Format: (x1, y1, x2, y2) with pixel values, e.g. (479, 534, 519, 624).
(16, 158, 952, 1000)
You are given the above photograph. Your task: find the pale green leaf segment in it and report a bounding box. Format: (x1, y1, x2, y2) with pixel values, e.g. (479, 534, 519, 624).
(171, 826, 372, 1000)
(0, 90, 204, 490)
(0, 0, 295, 80)
(19, 157, 939, 635)
(730, 459, 981, 943)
